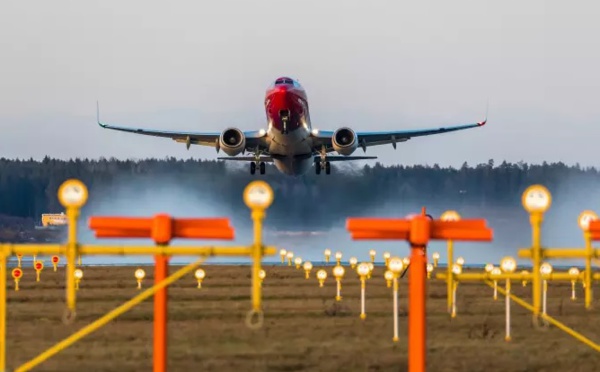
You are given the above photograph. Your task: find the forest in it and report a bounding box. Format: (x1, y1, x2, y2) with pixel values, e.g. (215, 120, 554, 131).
(1, 156, 599, 242)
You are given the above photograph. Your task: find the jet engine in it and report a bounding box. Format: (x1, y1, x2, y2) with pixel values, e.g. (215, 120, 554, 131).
(219, 128, 246, 156)
(332, 127, 358, 155)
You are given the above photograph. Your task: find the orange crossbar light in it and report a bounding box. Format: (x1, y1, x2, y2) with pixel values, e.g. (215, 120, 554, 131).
(346, 208, 493, 372)
(88, 214, 235, 244)
(88, 213, 235, 372)
(587, 220, 600, 240)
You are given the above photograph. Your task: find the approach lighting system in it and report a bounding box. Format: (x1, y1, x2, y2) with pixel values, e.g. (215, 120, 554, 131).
(521, 185, 552, 214)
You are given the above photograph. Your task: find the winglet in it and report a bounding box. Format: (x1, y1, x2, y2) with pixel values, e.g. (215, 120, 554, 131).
(477, 100, 489, 126)
(96, 101, 107, 128)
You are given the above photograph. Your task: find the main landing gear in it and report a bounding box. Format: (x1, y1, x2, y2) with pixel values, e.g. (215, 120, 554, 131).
(250, 161, 266, 175)
(315, 161, 331, 175)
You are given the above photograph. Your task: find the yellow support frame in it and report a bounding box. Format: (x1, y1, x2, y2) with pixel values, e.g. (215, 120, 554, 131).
(0, 179, 278, 372)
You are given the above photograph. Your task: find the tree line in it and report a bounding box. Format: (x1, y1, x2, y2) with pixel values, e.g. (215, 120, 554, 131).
(0, 156, 599, 233)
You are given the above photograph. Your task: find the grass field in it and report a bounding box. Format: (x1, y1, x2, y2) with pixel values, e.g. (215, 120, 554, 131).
(3, 263, 600, 371)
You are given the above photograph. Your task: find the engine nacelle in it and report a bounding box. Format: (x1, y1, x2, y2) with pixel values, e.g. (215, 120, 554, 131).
(219, 128, 246, 156)
(332, 127, 358, 156)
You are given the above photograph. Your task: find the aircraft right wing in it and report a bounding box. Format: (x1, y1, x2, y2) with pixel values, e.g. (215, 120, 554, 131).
(96, 104, 266, 150)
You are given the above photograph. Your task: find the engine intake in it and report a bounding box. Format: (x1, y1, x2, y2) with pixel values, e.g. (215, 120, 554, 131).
(332, 127, 358, 155)
(219, 128, 246, 156)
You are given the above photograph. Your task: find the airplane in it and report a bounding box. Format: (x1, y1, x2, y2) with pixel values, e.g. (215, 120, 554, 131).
(97, 76, 486, 176)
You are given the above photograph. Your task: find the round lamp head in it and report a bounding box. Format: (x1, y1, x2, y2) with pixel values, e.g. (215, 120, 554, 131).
(333, 265, 345, 278)
(369, 249, 376, 257)
(349, 257, 358, 265)
(134, 268, 145, 280)
(317, 269, 327, 280)
(384, 270, 394, 280)
(195, 269, 205, 280)
(57, 179, 89, 208)
(357, 262, 370, 276)
(500, 257, 517, 273)
(522, 185, 552, 213)
(452, 263, 462, 275)
(259, 269, 266, 279)
(294, 257, 302, 265)
(279, 249, 287, 256)
(491, 267, 501, 276)
(568, 267, 580, 278)
(286, 252, 294, 258)
(440, 210, 461, 221)
(383, 252, 391, 259)
(388, 257, 404, 273)
(243, 180, 274, 209)
(303, 261, 313, 271)
(324, 249, 331, 256)
(74, 269, 83, 279)
(578, 210, 599, 231)
(335, 251, 342, 260)
(426, 263, 434, 273)
(484, 263, 494, 272)
(432, 252, 440, 260)
(456, 257, 465, 266)
(402, 257, 410, 265)
(367, 262, 374, 271)
(521, 270, 529, 276)
(540, 262, 553, 275)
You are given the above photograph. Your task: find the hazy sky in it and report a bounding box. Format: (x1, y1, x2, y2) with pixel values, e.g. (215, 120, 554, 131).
(1, 0, 599, 168)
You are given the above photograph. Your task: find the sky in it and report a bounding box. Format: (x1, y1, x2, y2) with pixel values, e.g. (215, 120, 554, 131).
(1, 0, 599, 168)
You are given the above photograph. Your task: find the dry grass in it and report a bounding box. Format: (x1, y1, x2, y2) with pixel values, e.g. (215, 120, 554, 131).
(4, 264, 600, 371)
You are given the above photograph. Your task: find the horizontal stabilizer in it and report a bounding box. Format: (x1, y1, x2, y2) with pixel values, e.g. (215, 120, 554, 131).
(217, 157, 274, 163)
(316, 156, 378, 162)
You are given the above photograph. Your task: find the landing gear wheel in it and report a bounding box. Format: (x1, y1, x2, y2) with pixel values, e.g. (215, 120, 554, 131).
(259, 162, 266, 175)
(315, 163, 321, 175)
(325, 162, 331, 175)
(250, 162, 256, 175)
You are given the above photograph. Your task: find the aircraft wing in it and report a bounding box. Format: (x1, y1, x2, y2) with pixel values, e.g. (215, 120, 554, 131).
(96, 105, 265, 149)
(311, 119, 486, 152)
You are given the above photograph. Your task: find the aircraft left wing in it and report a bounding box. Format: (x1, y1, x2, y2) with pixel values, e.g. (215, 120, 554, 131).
(311, 119, 486, 152)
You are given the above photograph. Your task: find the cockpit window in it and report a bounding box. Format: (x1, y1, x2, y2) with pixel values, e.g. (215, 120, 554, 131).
(271, 77, 302, 89)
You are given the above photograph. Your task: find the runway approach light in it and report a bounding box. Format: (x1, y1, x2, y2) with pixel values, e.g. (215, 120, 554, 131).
(440, 210, 461, 221)
(578, 210, 598, 231)
(383, 252, 391, 266)
(369, 249, 376, 263)
(484, 263, 494, 273)
(135, 268, 145, 289)
(500, 257, 517, 273)
(569, 267, 580, 300)
(303, 261, 313, 279)
(335, 251, 342, 265)
(286, 251, 294, 266)
(349, 256, 358, 269)
(259, 269, 266, 286)
(195, 268, 206, 288)
(317, 269, 327, 287)
(294, 257, 302, 269)
(74, 269, 83, 290)
(324, 249, 331, 264)
(521, 185, 552, 214)
(279, 249, 287, 264)
(456, 257, 465, 266)
(426, 263, 434, 279)
(243, 180, 274, 210)
(332, 265, 345, 301)
(58, 179, 89, 208)
(384, 270, 394, 287)
(432, 252, 440, 267)
(357, 262, 370, 320)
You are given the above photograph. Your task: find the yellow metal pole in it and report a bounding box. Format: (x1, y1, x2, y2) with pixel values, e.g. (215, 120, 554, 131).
(446, 240, 453, 314)
(15, 258, 205, 372)
(584, 231, 593, 309)
(65, 207, 79, 322)
(1, 245, 278, 256)
(0, 252, 6, 372)
(530, 212, 543, 326)
(251, 209, 264, 313)
(485, 280, 600, 352)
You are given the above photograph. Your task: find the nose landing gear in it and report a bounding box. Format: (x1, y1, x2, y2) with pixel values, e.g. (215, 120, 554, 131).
(315, 161, 331, 175)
